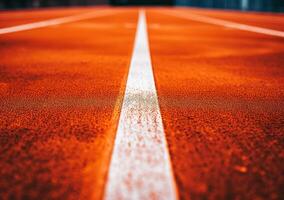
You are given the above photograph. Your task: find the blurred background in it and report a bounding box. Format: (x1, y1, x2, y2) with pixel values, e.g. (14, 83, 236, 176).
(0, 0, 284, 12)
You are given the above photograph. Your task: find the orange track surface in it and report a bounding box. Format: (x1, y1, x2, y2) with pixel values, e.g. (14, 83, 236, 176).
(0, 7, 108, 28)
(148, 9, 284, 200)
(175, 7, 284, 31)
(0, 7, 284, 200)
(0, 9, 137, 199)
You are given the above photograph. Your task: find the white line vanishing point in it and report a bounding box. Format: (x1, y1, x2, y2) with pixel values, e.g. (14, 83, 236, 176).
(0, 10, 115, 35)
(104, 10, 177, 200)
(164, 10, 284, 38)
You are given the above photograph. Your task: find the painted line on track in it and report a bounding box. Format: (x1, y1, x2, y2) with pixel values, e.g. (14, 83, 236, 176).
(103, 10, 178, 200)
(162, 10, 284, 38)
(0, 9, 116, 35)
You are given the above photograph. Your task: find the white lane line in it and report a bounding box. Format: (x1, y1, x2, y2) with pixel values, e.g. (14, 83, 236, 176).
(162, 10, 284, 38)
(0, 9, 116, 35)
(104, 10, 177, 200)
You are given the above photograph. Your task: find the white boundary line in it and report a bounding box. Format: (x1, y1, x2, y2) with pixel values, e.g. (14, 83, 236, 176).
(104, 10, 177, 200)
(161, 10, 284, 38)
(0, 9, 116, 35)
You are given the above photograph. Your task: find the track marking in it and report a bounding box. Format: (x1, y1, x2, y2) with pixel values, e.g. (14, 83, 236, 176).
(104, 10, 177, 200)
(161, 10, 284, 38)
(0, 9, 117, 35)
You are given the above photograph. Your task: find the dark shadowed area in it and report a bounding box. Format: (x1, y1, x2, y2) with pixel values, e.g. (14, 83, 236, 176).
(0, 0, 284, 12)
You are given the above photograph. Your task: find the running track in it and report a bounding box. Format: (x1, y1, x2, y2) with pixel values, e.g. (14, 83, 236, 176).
(0, 7, 283, 200)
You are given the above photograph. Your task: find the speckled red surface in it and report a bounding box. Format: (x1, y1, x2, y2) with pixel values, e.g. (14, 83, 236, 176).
(0, 9, 137, 200)
(148, 10, 284, 200)
(0, 7, 109, 28)
(176, 7, 284, 31)
(1, 7, 284, 200)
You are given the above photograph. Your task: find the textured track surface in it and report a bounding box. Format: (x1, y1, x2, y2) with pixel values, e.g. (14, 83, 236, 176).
(0, 7, 284, 200)
(148, 8, 284, 200)
(177, 7, 284, 31)
(0, 9, 137, 200)
(0, 7, 110, 28)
